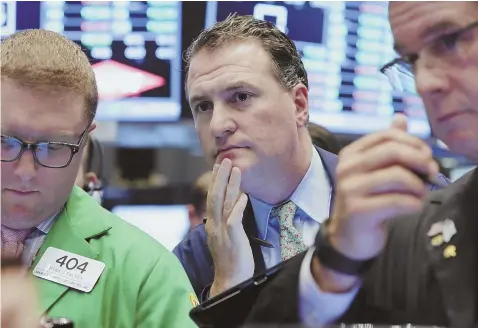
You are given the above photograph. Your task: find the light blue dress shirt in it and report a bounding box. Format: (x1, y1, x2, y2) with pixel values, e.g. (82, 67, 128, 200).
(249, 145, 332, 269)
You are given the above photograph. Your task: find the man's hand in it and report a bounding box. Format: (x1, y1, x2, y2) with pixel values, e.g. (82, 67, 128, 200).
(1, 266, 41, 328)
(206, 159, 254, 297)
(314, 115, 439, 292)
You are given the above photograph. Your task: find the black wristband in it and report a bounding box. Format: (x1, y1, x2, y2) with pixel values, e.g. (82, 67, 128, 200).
(314, 220, 375, 276)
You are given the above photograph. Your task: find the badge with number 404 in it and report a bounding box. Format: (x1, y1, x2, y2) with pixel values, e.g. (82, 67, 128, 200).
(33, 247, 105, 293)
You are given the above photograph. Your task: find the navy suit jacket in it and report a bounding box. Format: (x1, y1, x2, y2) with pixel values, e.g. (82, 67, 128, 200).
(173, 146, 339, 299)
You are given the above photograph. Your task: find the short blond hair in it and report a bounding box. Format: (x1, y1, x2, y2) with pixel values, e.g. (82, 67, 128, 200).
(1, 29, 98, 124)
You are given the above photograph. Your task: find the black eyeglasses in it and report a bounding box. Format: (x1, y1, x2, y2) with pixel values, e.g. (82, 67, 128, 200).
(380, 20, 478, 93)
(1, 126, 89, 168)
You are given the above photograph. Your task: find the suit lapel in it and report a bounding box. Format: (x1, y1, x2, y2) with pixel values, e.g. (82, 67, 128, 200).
(315, 146, 338, 212)
(30, 186, 112, 314)
(242, 200, 266, 274)
(427, 169, 478, 327)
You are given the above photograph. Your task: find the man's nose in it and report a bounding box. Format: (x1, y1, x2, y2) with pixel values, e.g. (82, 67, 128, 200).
(415, 63, 450, 103)
(13, 149, 37, 183)
(209, 105, 237, 138)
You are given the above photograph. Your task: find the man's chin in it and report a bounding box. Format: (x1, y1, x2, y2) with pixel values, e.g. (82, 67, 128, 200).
(2, 206, 35, 226)
(443, 130, 478, 162)
(229, 160, 252, 174)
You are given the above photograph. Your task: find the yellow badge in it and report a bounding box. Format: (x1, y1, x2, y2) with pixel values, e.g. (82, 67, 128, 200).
(431, 234, 444, 247)
(443, 245, 457, 259)
(189, 293, 200, 307)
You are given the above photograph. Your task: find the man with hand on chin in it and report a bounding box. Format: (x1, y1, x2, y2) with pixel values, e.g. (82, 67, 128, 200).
(173, 13, 447, 302)
(173, 14, 341, 300)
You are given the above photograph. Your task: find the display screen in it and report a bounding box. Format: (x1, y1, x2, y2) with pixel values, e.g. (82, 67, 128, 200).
(1, 1, 17, 37)
(206, 1, 430, 137)
(112, 204, 190, 251)
(2, 1, 183, 122)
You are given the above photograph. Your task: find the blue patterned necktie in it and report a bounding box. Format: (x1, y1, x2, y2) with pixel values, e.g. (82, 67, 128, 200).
(270, 200, 307, 261)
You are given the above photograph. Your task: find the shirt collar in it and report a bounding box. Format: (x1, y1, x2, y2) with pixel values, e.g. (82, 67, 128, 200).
(36, 207, 63, 235)
(250, 145, 331, 240)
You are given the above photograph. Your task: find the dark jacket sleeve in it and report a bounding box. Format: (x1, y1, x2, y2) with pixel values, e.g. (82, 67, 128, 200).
(245, 253, 306, 324)
(247, 210, 448, 325)
(173, 224, 215, 298)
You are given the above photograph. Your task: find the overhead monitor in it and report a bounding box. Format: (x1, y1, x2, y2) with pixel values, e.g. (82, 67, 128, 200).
(1, 1, 183, 122)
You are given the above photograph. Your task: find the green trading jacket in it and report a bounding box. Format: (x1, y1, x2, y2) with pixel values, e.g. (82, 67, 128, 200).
(29, 186, 198, 328)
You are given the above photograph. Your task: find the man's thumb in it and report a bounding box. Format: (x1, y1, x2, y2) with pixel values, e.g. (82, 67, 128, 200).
(391, 113, 408, 131)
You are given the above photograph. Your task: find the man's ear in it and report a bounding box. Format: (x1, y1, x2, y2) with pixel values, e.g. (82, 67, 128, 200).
(292, 83, 309, 128)
(89, 120, 97, 133)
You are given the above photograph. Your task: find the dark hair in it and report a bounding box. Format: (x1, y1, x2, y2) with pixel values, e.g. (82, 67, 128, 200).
(308, 123, 342, 155)
(184, 13, 308, 91)
(189, 188, 207, 217)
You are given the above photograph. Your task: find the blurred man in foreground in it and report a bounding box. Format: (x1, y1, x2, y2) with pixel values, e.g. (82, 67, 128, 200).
(1, 259, 39, 328)
(246, 2, 478, 327)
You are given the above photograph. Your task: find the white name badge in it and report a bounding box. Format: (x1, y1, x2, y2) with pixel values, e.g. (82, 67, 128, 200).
(33, 247, 105, 293)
